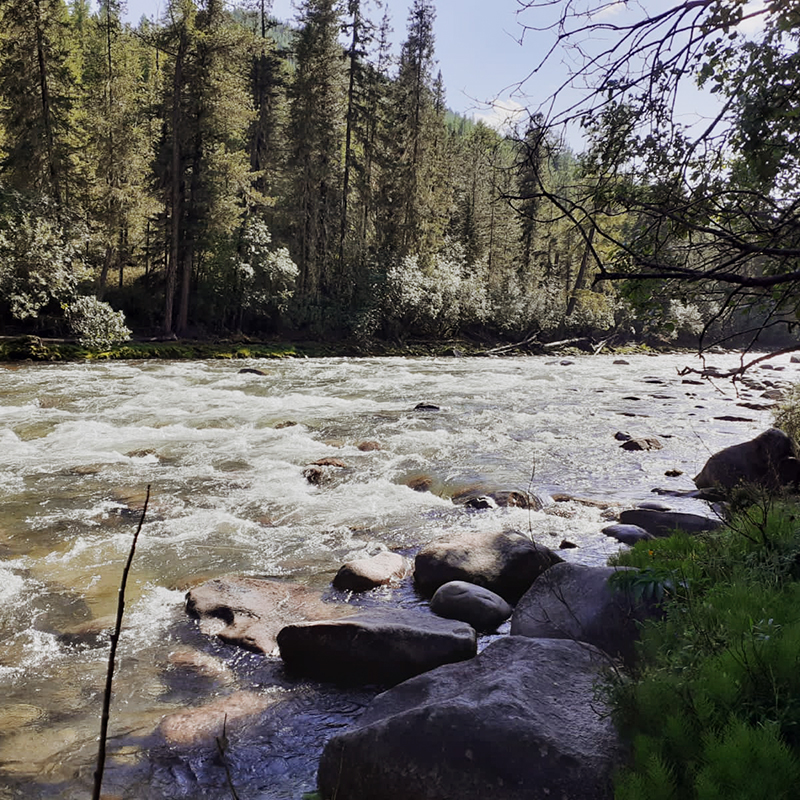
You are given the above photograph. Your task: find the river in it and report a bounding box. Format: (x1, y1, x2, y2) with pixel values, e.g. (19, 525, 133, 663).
(0, 352, 794, 798)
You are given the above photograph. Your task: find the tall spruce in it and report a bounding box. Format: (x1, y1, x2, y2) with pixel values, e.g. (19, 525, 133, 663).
(287, 0, 345, 308)
(0, 0, 76, 205)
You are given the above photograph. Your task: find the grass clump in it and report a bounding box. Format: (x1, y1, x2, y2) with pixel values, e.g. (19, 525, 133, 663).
(608, 500, 800, 799)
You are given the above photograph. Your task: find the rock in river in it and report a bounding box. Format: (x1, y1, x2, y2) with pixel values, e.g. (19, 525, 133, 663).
(317, 636, 623, 800)
(618, 508, 721, 537)
(332, 551, 411, 592)
(511, 563, 653, 664)
(694, 428, 799, 491)
(277, 609, 477, 686)
(430, 581, 512, 632)
(414, 530, 563, 604)
(185, 575, 350, 655)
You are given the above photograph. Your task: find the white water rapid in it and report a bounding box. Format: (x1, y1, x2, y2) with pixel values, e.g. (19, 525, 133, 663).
(0, 353, 795, 798)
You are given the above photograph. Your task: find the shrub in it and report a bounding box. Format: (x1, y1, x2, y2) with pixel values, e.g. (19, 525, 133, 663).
(773, 383, 800, 446)
(609, 503, 800, 799)
(65, 296, 132, 349)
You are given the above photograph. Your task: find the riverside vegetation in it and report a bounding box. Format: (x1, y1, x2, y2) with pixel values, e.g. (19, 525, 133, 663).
(605, 391, 800, 800)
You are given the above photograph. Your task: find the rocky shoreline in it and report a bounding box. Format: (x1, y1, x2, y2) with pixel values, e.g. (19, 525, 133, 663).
(140, 428, 799, 799)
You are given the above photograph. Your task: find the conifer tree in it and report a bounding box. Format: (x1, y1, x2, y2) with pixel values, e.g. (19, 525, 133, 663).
(0, 0, 76, 205)
(286, 0, 345, 308)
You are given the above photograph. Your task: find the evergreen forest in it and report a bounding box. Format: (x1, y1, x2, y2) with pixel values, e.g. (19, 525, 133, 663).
(0, 0, 798, 351)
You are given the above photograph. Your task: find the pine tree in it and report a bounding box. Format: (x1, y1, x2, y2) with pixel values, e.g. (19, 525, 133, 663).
(0, 0, 77, 205)
(286, 0, 345, 308)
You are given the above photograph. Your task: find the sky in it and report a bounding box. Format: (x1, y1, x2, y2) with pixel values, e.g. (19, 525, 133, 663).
(116, 0, 768, 142)
(119, 0, 553, 131)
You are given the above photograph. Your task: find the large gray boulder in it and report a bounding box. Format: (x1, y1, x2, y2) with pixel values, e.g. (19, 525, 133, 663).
(317, 636, 623, 800)
(694, 428, 799, 491)
(510, 563, 653, 664)
(618, 508, 721, 537)
(185, 576, 351, 655)
(414, 530, 563, 604)
(430, 580, 512, 632)
(277, 609, 477, 686)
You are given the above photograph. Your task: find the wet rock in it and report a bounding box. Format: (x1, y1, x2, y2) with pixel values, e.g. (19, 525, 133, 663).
(560, 359, 575, 366)
(761, 389, 784, 400)
(694, 428, 798, 492)
(357, 440, 381, 451)
(158, 691, 277, 747)
(403, 474, 433, 492)
(453, 488, 545, 510)
(614, 431, 632, 441)
(682, 378, 704, 385)
(637, 501, 671, 511)
(239, 367, 266, 376)
(414, 530, 563, 605)
(58, 614, 115, 644)
(277, 609, 476, 686)
(274, 420, 297, 429)
(714, 415, 754, 422)
(737, 402, 774, 411)
(185, 576, 351, 655)
(414, 402, 441, 412)
(618, 508, 721, 537)
(463, 495, 496, 509)
(559, 539, 579, 549)
(602, 524, 655, 545)
(167, 646, 235, 683)
(312, 457, 348, 468)
(333, 552, 411, 592)
(317, 637, 623, 800)
(620, 437, 662, 451)
(613, 359, 629, 365)
(511, 563, 654, 664)
(791, 354, 800, 364)
(665, 468, 683, 477)
(430, 581, 512, 633)
(551, 493, 617, 510)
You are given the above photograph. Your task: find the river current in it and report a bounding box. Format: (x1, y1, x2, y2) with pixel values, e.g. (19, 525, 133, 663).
(0, 352, 795, 798)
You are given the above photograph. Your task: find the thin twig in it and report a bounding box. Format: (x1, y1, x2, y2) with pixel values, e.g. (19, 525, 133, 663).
(92, 485, 151, 800)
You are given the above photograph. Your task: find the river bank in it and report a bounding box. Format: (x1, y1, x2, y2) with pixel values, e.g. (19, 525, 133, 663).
(0, 332, 686, 362)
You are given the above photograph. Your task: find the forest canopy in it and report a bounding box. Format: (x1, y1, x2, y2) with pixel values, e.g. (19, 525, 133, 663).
(0, 0, 796, 349)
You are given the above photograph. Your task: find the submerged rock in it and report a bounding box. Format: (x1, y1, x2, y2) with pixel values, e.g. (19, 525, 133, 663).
(277, 609, 477, 686)
(414, 530, 563, 604)
(317, 636, 623, 800)
(620, 436, 662, 451)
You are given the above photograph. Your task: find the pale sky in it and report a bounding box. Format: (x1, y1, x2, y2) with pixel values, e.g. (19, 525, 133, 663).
(120, 0, 546, 131)
(116, 0, 766, 142)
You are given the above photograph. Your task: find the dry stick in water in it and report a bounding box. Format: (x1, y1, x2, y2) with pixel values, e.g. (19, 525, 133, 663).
(92, 485, 151, 800)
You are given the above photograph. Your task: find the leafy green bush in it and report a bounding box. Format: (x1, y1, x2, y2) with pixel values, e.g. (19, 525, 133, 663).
(773, 383, 800, 446)
(65, 295, 132, 349)
(609, 502, 800, 799)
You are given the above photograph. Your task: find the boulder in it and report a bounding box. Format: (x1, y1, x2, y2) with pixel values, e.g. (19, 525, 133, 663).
(239, 367, 266, 376)
(333, 551, 411, 592)
(430, 581, 512, 632)
(510, 563, 652, 664)
(357, 440, 381, 451)
(414, 530, 563, 604)
(694, 428, 798, 491)
(618, 508, 721, 537)
(317, 636, 623, 800)
(185, 576, 350, 655)
(414, 402, 441, 412)
(620, 437, 662, 451)
(602, 524, 655, 545)
(277, 609, 477, 686)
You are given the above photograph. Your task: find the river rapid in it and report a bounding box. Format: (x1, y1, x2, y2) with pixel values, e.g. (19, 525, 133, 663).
(0, 352, 795, 798)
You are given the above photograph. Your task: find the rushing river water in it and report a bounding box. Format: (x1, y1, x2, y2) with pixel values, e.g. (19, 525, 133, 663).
(0, 352, 796, 798)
